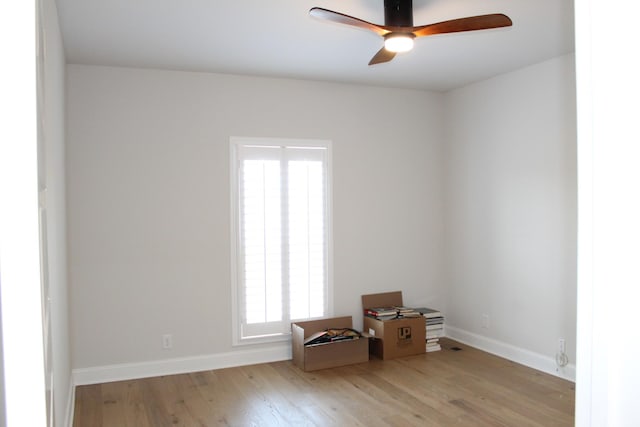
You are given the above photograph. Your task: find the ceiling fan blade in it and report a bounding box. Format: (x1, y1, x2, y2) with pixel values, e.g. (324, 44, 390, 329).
(310, 7, 389, 36)
(411, 14, 512, 38)
(368, 47, 396, 66)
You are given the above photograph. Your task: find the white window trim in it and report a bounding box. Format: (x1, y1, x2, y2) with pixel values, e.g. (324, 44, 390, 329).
(230, 136, 333, 346)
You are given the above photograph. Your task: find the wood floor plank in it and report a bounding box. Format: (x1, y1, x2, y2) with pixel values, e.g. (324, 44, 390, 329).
(73, 383, 103, 427)
(121, 380, 153, 427)
(73, 339, 575, 426)
(100, 381, 129, 427)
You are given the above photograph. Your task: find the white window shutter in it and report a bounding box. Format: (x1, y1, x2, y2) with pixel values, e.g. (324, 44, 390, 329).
(232, 139, 331, 342)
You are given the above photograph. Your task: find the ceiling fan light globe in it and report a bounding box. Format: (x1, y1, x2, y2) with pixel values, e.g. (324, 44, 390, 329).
(384, 34, 414, 53)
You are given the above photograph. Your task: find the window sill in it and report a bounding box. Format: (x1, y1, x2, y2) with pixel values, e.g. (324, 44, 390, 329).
(233, 332, 292, 347)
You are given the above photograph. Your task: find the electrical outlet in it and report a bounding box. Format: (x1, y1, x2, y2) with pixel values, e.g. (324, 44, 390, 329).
(556, 338, 569, 368)
(162, 334, 173, 350)
(481, 314, 490, 329)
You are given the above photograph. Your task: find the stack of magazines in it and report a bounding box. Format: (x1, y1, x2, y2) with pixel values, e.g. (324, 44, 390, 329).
(303, 328, 362, 347)
(414, 307, 444, 352)
(364, 306, 423, 320)
(364, 306, 400, 321)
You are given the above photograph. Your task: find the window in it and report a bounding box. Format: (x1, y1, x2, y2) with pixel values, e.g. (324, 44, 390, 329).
(231, 137, 332, 343)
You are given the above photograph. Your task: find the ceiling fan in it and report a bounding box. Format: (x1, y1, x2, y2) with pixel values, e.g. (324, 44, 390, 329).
(310, 0, 512, 65)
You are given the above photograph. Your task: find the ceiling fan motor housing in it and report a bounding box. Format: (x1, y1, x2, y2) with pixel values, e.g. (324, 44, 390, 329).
(384, 0, 413, 27)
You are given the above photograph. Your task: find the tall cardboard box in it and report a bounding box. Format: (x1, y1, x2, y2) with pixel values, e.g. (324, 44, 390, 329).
(291, 316, 369, 371)
(362, 291, 426, 360)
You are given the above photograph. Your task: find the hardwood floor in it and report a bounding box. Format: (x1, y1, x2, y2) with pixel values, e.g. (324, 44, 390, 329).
(73, 339, 575, 426)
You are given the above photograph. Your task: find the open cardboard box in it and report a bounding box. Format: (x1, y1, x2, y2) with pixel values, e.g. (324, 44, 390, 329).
(291, 316, 369, 372)
(362, 291, 426, 360)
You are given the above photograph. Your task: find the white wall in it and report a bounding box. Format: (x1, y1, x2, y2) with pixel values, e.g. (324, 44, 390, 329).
(1, 2, 47, 425)
(575, 1, 640, 425)
(0, 293, 5, 426)
(443, 54, 577, 379)
(66, 65, 445, 379)
(41, 0, 73, 425)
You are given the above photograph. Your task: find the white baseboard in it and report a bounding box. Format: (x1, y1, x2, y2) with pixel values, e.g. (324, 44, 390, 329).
(72, 343, 291, 386)
(69, 328, 574, 424)
(445, 325, 576, 382)
(64, 379, 75, 427)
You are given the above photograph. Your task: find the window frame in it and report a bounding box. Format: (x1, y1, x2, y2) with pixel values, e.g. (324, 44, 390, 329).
(230, 136, 333, 346)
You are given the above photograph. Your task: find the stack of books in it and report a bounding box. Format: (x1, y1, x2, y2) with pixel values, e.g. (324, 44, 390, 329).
(365, 306, 423, 321)
(394, 306, 422, 318)
(364, 307, 399, 321)
(415, 307, 444, 352)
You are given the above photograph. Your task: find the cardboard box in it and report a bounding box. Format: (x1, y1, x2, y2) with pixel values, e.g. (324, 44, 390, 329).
(362, 291, 426, 360)
(291, 316, 369, 371)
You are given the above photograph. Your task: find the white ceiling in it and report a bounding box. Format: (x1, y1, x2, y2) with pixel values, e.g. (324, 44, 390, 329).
(55, 0, 575, 92)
